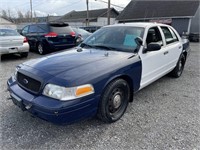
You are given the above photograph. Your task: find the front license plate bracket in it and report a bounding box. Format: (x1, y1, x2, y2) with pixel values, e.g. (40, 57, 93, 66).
(10, 93, 26, 111)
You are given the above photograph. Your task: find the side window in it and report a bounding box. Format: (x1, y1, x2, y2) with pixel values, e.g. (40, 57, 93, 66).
(22, 26, 29, 35)
(169, 28, 179, 42)
(161, 27, 177, 44)
(146, 27, 163, 46)
(29, 25, 38, 33)
(37, 26, 46, 33)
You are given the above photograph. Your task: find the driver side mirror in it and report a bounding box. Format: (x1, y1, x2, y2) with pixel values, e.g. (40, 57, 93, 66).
(143, 43, 161, 53)
(135, 37, 143, 46)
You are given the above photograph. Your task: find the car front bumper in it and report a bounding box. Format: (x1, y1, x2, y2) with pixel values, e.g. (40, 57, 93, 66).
(0, 43, 29, 55)
(7, 76, 99, 124)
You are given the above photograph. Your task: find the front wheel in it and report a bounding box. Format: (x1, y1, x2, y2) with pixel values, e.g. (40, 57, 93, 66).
(169, 54, 186, 78)
(97, 79, 130, 123)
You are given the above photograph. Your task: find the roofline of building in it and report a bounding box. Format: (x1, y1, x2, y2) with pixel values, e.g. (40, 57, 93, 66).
(60, 8, 119, 21)
(98, 8, 119, 17)
(117, 16, 194, 21)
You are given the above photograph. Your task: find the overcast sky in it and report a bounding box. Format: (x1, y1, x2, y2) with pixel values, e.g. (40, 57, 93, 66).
(0, 0, 131, 17)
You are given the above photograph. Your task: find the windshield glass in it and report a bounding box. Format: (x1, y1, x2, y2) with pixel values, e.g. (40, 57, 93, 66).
(0, 29, 20, 36)
(82, 26, 144, 52)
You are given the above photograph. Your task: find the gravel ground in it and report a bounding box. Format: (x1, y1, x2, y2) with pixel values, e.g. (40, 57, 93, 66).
(0, 43, 200, 150)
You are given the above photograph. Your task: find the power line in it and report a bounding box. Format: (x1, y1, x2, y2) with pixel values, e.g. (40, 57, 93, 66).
(48, 0, 82, 14)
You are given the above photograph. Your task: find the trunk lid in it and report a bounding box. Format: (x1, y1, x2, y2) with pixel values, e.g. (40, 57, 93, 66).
(0, 36, 24, 47)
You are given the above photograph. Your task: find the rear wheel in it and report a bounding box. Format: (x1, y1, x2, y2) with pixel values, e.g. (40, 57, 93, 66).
(97, 79, 130, 123)
(169, 54, 185, 78)
(37, 43, 46, 55)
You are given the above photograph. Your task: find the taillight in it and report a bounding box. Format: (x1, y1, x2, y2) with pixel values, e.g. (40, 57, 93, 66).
(70, 32, 76, 37)
(23, 37, 28, 43)
(45, 32, 58, 37)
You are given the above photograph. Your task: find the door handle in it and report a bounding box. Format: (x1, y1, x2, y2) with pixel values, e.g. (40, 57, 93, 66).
(179, 46, 182, 49)
(164, 51, 169, 55)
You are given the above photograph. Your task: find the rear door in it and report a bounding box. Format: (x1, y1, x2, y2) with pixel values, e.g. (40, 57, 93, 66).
(139, 26, 167, 89)
(26, 25, 39, 49)
(160, 26, 182, 70)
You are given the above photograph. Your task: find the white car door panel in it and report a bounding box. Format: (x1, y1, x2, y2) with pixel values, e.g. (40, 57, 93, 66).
(139, 48, 167, 89)
(163, 42, 182, 70)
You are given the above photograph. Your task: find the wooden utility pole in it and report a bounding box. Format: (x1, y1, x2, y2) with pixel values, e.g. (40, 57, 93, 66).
(30, 0, 33, 23)
(86, 0, 89, 26)
(107, 0, 110, 25)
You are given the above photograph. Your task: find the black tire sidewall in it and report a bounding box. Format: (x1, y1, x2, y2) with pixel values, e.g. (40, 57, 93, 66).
(175, 54, 185, 77)
(98, 79, 130, 123)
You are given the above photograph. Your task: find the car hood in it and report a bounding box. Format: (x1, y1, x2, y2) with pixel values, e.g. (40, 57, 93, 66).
(22, 48, 137, 86)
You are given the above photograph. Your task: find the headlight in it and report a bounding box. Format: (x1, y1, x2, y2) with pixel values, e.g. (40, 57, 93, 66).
(13, 66, 20, 80)
(43, 84, 94, 101)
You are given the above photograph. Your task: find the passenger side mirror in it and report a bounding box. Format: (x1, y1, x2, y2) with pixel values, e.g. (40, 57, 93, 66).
(76, 36, 83, 45)
(144, 43, 161, 53)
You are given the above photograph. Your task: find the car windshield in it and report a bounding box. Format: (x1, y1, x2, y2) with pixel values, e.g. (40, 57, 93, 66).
(0, 29, 20, 36)
(81, 26, 144, 52)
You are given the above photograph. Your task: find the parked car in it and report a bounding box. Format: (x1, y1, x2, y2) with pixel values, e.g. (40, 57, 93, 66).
(0, 28, 29, 59)
(189, 33, 200, 42)
(72, 27, 91, 42)
(20, 22, 77, 55)
(7, 23, 190, 124)
(80, 26, 101, 33)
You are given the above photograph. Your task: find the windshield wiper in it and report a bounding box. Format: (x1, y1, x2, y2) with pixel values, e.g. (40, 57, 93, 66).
(81, 43, 119, 51)
(93, 44, 119, 51)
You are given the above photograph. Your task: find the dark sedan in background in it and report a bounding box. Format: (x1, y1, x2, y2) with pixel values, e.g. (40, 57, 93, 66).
(20, 22, 78, 55)
(72, 28, 91, 42)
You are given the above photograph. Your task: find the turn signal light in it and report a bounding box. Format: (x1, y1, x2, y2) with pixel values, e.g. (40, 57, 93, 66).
(75, 85, 94, 97)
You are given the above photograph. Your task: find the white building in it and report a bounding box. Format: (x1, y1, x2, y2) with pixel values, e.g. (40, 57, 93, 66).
(0, 17, 16, 29)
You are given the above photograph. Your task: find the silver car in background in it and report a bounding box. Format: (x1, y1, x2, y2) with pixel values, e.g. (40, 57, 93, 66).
(0, 28, 29, 59)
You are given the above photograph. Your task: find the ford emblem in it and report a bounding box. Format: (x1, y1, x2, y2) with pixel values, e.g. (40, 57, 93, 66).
(23, 79, 29, 84)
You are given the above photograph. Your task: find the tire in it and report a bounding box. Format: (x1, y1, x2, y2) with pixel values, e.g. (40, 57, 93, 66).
(20, 52, 28, 58)
(37, 43, 46, 55)
(97, 79, 130, 123)
(169, 54, 186, 78)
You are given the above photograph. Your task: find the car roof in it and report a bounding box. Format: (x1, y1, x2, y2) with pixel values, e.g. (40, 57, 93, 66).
(0, 28, 15, 30)
(105, 22, 169, 28)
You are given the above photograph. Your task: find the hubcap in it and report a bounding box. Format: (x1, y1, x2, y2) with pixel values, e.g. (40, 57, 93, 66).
(177, 59, 183, 76)
(179, 60, 182, 70)
(38, 45, 43, 54)
(113, 94, 122, 109)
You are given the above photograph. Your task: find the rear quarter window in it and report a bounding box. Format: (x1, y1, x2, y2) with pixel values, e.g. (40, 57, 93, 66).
(38, 24, 49, 33)
(0, 29, 19, 36)
(49, 24, 73, 34)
